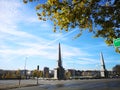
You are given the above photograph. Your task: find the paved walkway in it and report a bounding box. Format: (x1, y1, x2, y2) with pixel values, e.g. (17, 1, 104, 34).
(0, 79, 120, 90)
(0, 79, 37, 90)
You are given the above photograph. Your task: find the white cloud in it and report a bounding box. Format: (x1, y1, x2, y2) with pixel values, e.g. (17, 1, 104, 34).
(65, 57, 99, 65)
(0, 0, 92, 70)
(62, 44, 91, 58)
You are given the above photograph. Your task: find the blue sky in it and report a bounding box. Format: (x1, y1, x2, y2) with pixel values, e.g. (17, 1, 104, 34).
(0, 0, 119, 71)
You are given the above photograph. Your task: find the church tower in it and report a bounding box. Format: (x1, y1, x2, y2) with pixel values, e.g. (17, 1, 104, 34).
(100, 52, 108, 78)
(54, 43, 65, 80)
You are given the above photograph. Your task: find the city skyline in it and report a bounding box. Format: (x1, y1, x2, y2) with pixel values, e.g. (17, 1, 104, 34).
(0, 0, 120, 71)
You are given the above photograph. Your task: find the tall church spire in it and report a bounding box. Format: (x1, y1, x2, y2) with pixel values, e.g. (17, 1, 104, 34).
(58, 43, 62, 67)
(100, 52, 108, 78)
(100, 52, 106, 70)
(54, 43, 65, 80)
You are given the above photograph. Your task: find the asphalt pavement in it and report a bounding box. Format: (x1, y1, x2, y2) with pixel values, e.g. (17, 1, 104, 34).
(0, 79, 120, 90)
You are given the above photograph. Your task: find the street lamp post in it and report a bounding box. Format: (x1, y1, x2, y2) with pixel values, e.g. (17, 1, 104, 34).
(37, 65, 39, 85)
(24, 57, 28, 79)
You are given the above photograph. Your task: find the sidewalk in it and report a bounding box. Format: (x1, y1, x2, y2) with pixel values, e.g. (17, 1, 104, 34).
(0, 79, 38, 90)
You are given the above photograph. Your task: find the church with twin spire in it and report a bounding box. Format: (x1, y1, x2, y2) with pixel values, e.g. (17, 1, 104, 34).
(54, 43, 108, 80)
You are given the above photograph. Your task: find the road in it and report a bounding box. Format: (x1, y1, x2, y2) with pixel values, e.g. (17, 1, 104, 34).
(1, 79, 120, 90)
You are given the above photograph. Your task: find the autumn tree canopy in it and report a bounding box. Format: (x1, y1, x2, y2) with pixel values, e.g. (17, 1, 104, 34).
(23, 0, 120, 53)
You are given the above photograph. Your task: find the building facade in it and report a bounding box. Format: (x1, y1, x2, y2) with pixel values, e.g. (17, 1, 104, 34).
(43, 67, 49, 78)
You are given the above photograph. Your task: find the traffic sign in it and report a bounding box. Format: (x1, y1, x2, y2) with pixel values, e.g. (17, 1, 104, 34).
(113, 38, 120, 48)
